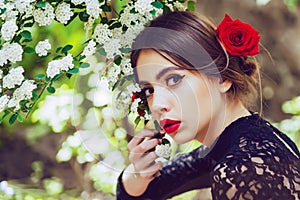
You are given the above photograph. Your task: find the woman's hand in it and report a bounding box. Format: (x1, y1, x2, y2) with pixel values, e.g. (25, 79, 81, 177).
(127, 129, 163, 179)
(121, 129, 163, 196)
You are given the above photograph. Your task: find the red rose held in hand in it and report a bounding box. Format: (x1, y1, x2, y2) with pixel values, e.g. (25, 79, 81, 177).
(216, 14, 260, 56)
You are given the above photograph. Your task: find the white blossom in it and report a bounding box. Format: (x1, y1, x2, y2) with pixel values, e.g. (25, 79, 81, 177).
(82, 40, 96, 57)
(33, 2, 55, 26)
(84, 17, 95, 36)
(0, 95, 10, 112)
(0, 3, 18, 21)
(134, 0, 155, 15)
(2, 66, 25, 89)
(144, 110, 152, 120)
(120, 58, 133, 75)
(86, 0, 104, 19)
(173, 1, 186, 11)
(93, 24, 112, 44)
(55, 2, 74, 24)
(155, 144, 171, 159)
(6, 42, 23, 63)
(103, 39, 121, 59)
(35, 39, 51, 57)
(130, 98, 141, 113)
(119, 6, 138, 27)
(7, 80, 37, 110)
(107, 64, 121, 87)
(0, 69, 3, 79)
(1, 19, 18, 41)
(71, 0, 85, 6)
(14, 0, 35, 17)
(46, 54, 74, 78)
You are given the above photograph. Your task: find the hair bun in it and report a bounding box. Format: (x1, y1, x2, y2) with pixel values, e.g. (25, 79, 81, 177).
(240, 60, 256, 76)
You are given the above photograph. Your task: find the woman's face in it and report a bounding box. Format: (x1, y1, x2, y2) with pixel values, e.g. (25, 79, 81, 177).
(136, 49, 227, 145)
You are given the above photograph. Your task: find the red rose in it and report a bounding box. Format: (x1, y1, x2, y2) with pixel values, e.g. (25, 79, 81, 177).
(216, 14, 260, 56)
(131, 92, 138, 102)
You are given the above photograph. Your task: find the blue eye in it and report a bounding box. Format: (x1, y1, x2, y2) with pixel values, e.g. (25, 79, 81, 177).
(166, 74, 185, 86)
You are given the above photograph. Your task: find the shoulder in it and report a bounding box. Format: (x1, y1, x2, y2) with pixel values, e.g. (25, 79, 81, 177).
(210, 115, 300, 199)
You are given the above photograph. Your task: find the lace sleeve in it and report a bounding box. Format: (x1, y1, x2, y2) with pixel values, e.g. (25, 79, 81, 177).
(116, 145, 215, 200)
(211, 133, 300, 200)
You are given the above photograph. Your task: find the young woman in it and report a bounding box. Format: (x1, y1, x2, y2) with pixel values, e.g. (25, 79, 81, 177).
(116, 11, 300, 199)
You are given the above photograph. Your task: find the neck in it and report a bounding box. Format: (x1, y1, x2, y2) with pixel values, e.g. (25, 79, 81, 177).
(199, 100, 251, 147)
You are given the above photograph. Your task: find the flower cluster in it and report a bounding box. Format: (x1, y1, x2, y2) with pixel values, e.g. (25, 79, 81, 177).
(0, 0, 189, 124)
(35, 39, 51, 57)
(216, 14, 260, 57)
(46, 54, 74, 78)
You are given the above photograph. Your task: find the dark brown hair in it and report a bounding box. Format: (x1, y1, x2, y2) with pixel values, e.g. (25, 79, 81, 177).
(131, 11, 260, 110)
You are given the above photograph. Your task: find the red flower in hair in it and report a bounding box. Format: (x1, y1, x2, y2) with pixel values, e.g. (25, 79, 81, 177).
(216, 14, 260, 56)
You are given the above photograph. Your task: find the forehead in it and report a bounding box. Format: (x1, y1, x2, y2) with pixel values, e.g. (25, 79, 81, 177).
(136, 49, 174, 67)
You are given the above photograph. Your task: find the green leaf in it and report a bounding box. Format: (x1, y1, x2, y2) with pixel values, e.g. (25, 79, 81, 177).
(162, 138, 170, 145)
(9, 114, 18, 124)
(151, 1, 164, 9)
(187, 1, 196, 11)
(150, 9, 156, 16)
(120, 47, 131, 54)
(112, 79, 121, 91)
(114, 56, 122, 65)
(31, 91, 39, 101)
(56, 47, 63, 53)
(110, 22, 122, 29)
(79, 62, 90, 68)
(47, 86, 56, 93)
(67, 67, 79, 74)
(0, 110, 10, 124)
(66, 73, 72, 79)
(79, 55, 86, 61)
(17, 115, 23, 122)
(35, 74, 45, 79)
(154, 120, 162, 131)
(53, 74, 62, 81)
(97, 48, 107, 56)
(14, 34, 22, 43)
(35, 1, 46, 8)
(125, 75, 135, 82)
(102, 5, 112, 12)
(20, 30, 32, 40)
(62, 45, 73, 54)
(24, 22, 34, 27)
(24, 47, 35, 53)
(134, 116, 141, 126)
(79, 11, 89, 22)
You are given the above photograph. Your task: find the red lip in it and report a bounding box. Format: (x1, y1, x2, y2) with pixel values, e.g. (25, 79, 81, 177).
(160, 119, 181, 134)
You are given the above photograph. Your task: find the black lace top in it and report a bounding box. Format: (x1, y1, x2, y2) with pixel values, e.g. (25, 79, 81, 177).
(116, 114, 300, 199)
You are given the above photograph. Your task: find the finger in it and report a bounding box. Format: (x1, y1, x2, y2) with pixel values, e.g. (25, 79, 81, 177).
(127, 129, 157, 150)
(133, 151, 158, 171)
(139, 161, 163, 179)
(128, 139, 159, 162)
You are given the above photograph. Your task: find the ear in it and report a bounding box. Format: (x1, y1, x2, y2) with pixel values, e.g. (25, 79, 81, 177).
(218, 79, 232, 93)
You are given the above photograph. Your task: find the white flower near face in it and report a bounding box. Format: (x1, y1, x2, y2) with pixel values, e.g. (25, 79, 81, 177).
(107, 63, 121, 87)
(0, 95, 10, 112)
(130, 98, 141, 113)
(33, 2, 55, 26)
(35, 39, 51, 57)
(93, 24, 112, 44)
(173, 1, 186, 11)
(155, 144, 171, 159)
(103, 39, 121, 59)
(86, 0, 104, 19)
(2, 66, 25, 89)
(46, 54, 74, 78)
(1, 19, 18, 41)
(0, 49, 7, 66)
(82, 40, 96, 57)
(120, 58, 133, 76)
(134, 0, 155, 15)
(55, 2, 74, 24)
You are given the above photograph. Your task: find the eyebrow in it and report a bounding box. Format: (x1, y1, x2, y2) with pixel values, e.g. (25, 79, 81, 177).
(138, 66, 184, 86)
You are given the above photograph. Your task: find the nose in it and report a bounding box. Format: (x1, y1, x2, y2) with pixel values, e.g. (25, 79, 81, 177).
(149, 86, 171, 115)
